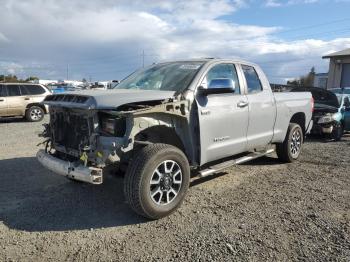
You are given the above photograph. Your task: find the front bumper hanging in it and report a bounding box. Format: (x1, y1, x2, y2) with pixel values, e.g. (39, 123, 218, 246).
(36, 149, 103, 185)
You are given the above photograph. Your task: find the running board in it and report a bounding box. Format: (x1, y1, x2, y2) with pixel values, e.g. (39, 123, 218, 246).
(199, 148, 275, 178)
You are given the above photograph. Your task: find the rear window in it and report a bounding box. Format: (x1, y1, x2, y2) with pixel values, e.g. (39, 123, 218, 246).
(241, 65, 263, 93)
(21, 85, 46, 95)
(7, 85, 21, 96)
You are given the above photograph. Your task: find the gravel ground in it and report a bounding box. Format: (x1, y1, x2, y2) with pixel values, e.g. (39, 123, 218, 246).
(0, 116, 349, 261)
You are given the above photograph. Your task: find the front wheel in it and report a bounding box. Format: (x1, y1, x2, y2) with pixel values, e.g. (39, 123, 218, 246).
(276, 123, 303, 163)
(124, 144, 190, 219)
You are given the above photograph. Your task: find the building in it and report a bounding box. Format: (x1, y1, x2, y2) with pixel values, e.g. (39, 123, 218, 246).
(313, 73, 328, 89)
(322, 48, 350, 89)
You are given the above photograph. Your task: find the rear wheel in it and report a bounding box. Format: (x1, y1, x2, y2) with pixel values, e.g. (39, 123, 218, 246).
(124, 144, 190, 219)
(26, 106, 44, 122)
(276, 123, 303, 163)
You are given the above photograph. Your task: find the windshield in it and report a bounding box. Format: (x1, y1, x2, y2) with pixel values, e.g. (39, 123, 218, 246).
(116, 62, 204, 92)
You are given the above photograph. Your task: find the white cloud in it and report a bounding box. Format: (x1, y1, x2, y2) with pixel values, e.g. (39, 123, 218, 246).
(0, 0, 349, 83)
(264, 0, 320, 7)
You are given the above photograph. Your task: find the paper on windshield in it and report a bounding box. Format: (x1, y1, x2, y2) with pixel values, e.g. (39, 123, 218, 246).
(179, 64, 201, 70)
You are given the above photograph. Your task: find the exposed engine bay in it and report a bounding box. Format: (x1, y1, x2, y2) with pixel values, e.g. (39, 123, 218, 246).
(40, 92, 195, 173)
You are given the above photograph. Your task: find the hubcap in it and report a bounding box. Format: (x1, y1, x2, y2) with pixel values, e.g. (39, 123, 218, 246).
(290, 129, 302, 157)
(149, 160, 182, 206)
(30, 108, 42, 120)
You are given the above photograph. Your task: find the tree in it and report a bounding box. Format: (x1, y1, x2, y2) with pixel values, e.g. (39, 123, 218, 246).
(25, 76, 39, 82)
(0, 74, 20, 83)
(287, 67, 316, 87)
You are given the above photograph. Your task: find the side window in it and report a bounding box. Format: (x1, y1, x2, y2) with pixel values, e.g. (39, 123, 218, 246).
(20, 85, 30, 95)
(21, 85, 45, 95)
(242, 65, 263, 94)
(204, 64, 240, 94)
(0, 85, 6, 97)
(7, 85, 21, 96)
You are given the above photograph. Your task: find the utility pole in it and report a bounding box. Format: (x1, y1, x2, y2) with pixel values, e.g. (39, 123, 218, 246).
(142, 50, 145, 68)
(66, 64, 69, 80)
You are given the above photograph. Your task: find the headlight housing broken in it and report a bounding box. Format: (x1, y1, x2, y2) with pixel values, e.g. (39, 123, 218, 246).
(99, 113, 126, 137)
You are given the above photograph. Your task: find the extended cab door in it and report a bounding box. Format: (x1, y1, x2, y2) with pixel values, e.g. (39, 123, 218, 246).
(240, 64, 276, 149)
(196, 63, 249, 165)
(0, 85, 8, 116)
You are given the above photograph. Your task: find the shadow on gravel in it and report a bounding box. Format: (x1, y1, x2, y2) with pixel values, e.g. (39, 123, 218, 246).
(240, 155, 281, 166)
(0, 157, 146, 232)
(305, 133, 350, 143)
(190, 172, 228, 187)
(0, 117, 26, 124)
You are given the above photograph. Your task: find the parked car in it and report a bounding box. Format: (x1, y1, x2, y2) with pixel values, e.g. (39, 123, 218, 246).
(0, 83, 51, 122)
(48, 83, 76, 94)
(90, 82, 107, 90)
(330, 87, 350, 95)
(336, 94, 350, 133)
(291, 87, 350, 140)
(37, 59, 313, 219)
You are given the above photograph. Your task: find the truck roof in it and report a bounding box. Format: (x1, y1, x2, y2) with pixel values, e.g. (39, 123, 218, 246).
(156, 58, 258, 67)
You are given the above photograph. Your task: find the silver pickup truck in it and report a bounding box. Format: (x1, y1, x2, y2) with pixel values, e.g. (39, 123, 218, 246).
(37, 58, 313, 219)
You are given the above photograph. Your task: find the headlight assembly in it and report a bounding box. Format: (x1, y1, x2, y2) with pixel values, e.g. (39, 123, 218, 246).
(318, 115, 333, 124)
(317, 113, 339, 124)
(99, 114, 126, 137)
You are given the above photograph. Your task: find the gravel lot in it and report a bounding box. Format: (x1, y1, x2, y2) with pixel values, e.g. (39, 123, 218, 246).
(0, 117, 349, 261)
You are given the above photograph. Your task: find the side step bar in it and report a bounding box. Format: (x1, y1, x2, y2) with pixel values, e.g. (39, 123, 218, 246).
(199, 148, 275, 177)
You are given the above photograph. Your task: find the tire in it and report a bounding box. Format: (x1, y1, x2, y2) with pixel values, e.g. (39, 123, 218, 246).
(26, 106, 44, 122)
(276, 123, 303, 163)
(332, 123, 343, 141)
(124, 143, 190, 219)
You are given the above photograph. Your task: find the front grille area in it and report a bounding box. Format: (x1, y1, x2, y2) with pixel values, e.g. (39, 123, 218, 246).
(45, 94, 89, 104)
(50, 111, 94, 152)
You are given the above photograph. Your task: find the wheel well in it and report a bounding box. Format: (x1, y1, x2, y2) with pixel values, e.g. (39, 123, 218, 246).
(134, 126, 186, 154)
(26, 103, 47, 113)
(290, 112, 306, 134)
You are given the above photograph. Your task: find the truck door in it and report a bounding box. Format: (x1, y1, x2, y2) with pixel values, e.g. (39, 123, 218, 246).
(241, 65, 276, 149)
(196, 63, 249, 165)
(0, 85, 8, 116)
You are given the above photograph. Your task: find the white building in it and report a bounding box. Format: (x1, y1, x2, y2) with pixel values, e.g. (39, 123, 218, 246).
(313, 73, 328, 89)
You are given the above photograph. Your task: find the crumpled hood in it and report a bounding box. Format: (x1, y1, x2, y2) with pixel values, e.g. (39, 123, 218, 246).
(43, 89, 176, 109)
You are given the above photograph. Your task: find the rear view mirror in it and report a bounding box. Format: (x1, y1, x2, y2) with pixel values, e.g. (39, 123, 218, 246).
(208, 78, 235, 89)
(197, 78, 235, 96)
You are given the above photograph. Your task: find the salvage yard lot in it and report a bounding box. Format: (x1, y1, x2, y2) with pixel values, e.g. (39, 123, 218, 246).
(0, 117, 349, 261)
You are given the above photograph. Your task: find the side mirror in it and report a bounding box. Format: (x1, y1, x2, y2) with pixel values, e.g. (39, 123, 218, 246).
(197, 86, 234, 96)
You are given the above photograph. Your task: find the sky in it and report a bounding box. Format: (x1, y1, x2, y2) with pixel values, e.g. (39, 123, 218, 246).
(0, 0, 350, 84)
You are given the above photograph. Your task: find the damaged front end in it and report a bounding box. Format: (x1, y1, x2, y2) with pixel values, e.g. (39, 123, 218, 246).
(37, 92, 192, 184)
(311, 105, 341, 135)
(37, 107, 107, 184)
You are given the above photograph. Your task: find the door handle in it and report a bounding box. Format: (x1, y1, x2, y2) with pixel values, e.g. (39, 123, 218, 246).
(237, 101, 249, 108)
(0, 99, 4, 102)
(24, 97, 30, 100)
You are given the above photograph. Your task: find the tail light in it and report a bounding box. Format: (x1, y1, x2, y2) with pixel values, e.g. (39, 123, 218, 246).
(311, 97, 314, 113)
